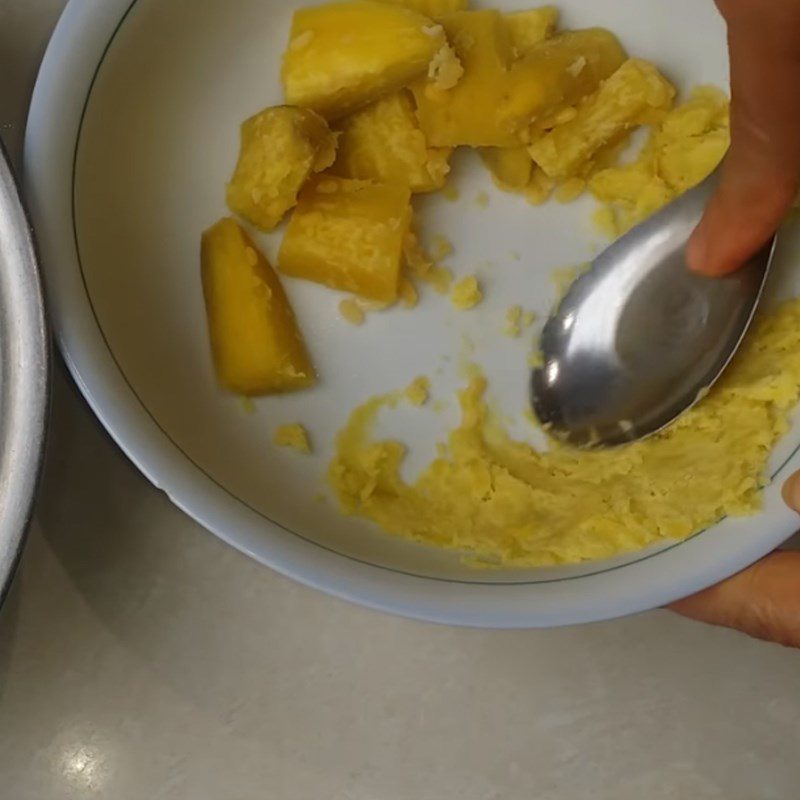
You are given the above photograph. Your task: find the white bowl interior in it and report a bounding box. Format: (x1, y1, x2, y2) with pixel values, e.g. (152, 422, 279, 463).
(68, 0, 800, 585)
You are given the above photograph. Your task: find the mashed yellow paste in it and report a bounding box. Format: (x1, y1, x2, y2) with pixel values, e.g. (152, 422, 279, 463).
(329, 303, 800, 567)
(327, 85, 743, 567)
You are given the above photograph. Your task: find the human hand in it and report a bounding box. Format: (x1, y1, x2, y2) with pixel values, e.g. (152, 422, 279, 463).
(673, 1, 800, 643)
(670, 473, 800, 647)
(687, 0, 800, 277)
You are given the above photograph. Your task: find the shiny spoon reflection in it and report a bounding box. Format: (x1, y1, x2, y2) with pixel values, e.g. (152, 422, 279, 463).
(531, 169, 776, 449)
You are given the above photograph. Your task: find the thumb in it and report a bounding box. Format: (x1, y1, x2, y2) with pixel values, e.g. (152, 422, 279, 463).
(687, 0, 800, 277)
(670, 469, 800, 647)
(670, 551, 800, 648)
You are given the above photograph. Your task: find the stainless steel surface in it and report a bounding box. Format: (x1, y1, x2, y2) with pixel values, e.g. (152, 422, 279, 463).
(532, 169, 775, 448)
(0, 141, 49, 600)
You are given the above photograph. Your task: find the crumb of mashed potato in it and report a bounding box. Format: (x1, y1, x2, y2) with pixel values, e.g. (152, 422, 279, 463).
(451, 275, 482, 310)
(505, 307, 536, 337)
(551, 264, 589, 300)
(405, 376, 431, 407)
(475, 191, 490, 209)
(403, 231, 454, 296)
(428, 43, 464, 91)
(403, 230, 433, 278)
(339, 298, 366, 326)
(328, 300, 800, 567)
(274, 423, 312, 454)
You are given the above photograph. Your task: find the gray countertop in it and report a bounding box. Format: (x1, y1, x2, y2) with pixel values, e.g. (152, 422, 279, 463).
(2, 3, 800, 799)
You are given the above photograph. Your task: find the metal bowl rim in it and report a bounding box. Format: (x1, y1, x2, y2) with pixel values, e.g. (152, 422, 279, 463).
(0, 142, 50, 602)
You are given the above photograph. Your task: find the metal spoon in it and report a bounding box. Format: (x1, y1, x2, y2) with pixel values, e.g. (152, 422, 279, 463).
(531, 168, 776, 449)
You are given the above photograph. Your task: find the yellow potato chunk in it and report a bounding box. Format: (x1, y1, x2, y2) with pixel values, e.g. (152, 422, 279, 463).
(279, 177, 412, 302)
(413, 10, 518, 147)
(480, 146, 534, 190)
(226, 106, 337, 231)
(504, 7, 559, 54)
(497, 29, 627, 139)
(657, 87, 730, 191)
(332, 91, 452, 192)
(377, 0, 468, 15)
(403, 229, 434, 278)
(201, 218, 315, 395)
(525, 167, 557, 205)
(555, 177, 586, 203)
(589, 87, 729, 236)
(529, 59, 676, 179)
(282, 1, 446, 119)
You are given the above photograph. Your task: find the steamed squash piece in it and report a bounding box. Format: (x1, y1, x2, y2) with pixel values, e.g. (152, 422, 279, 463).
(525, 167, 557, 204)
(413, 10, 518, 147)
(589, 87, 730, 235)
(504, 6, 559, 54)
(332, 91, 451, 192)
(497, 28, 627, 140)
(201, 219, 315, 395)
(376, 0, 469, 15)
(279, 177, 412, 302)
(282, 1, 447, 119)
(226, 106, 337, 231)
(480, 146, 534, 190)
(529, 59, 676, 179)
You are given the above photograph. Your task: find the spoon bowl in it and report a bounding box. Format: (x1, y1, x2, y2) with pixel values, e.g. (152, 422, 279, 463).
(532, 170, 776, 449)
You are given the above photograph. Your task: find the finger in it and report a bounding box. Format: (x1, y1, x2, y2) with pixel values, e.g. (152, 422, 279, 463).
(670, 551, 800, 648)
(687, 0, 800, 276)
(781, 469, 800, 512)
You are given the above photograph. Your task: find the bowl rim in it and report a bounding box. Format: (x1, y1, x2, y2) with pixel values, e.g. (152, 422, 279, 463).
(23, 0, 800, 628)
(0, 141, 50, 604)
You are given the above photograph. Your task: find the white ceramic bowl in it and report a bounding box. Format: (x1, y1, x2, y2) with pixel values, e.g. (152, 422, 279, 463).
(24, 0, 800, 627)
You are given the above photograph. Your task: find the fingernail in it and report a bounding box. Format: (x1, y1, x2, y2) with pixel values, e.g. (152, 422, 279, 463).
(782, 472, 800, 512)
(686, 231, 708, 274)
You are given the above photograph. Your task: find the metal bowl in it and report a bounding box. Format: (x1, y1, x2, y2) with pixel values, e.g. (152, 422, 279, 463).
(0, 142, 49, 603)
